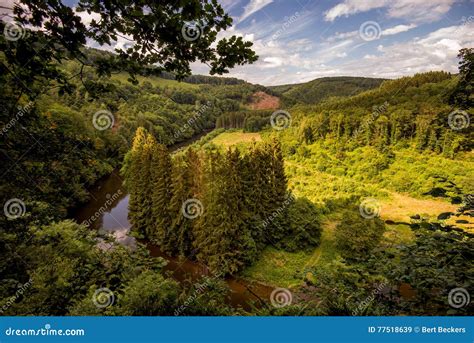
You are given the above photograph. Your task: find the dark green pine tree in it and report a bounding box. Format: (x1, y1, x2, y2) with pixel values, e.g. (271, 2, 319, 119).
(123, 127, 150, 238)
(266, 139, 290, 244)
(194, 150, 223, 269)
(167, 149, 201, 256)
(150, 140, 173, 247)
(137, 133, 154, 238)
(223, 149, 257, 274)
(241, 143, 272, 251)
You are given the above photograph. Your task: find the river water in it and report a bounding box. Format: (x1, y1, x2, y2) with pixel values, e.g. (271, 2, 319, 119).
(72, 132, 274, 310)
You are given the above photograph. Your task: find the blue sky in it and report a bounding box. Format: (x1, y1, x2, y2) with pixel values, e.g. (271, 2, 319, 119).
(3, 0, 472, 85)
(190, 0, 474, 85)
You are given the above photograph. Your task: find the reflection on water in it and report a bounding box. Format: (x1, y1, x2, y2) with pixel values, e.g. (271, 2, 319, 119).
(72, 169, 130, 231)
(71, 132, 275, 310)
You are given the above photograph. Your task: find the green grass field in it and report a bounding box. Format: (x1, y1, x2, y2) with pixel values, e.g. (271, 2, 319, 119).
(111, 73, 200, 90)
(209, 129, 472, 288)
(210, 131, 262, 147)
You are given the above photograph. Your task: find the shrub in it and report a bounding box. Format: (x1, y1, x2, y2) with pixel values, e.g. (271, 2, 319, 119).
(334, 210, 385, 258)
(276, 197, 322, 252)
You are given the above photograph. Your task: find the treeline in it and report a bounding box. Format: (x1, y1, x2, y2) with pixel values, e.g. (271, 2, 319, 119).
(271, 76, 386, 105)
(295, 70, 472, 155)
(216, 110, 272, 132)
(155, 70, 248, 86)
(122, 128, 321, 274)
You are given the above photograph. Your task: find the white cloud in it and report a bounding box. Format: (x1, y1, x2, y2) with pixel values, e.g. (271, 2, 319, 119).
(239, 0, 273, 23)
(324, 0, 456, 23)
(200, 21, 473, 86)
(325, 0, 382, 22)
(382, 23, 417, 36)
(262, 56, 283, 68)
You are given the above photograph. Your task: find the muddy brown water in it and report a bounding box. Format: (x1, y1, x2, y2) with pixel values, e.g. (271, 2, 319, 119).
(72, 132, 274, 311)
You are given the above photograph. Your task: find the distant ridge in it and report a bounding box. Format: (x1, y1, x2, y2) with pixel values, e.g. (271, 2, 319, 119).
(269, 76, 386, 104)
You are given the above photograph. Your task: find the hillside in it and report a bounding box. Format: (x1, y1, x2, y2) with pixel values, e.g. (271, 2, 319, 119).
(270, 76, 386, 104)
(187, 68, 473, 315)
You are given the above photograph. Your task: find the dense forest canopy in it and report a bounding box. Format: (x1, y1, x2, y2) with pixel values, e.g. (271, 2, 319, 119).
(0, 0, 473, 319)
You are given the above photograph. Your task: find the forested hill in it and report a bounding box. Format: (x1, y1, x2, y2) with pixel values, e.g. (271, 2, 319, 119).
(270, 76, 386, 104)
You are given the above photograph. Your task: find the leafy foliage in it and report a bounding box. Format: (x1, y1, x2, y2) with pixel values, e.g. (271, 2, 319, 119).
(123, 128, 321, 275)
(334, 210, 386, 259)
(270, 76, 385, 105)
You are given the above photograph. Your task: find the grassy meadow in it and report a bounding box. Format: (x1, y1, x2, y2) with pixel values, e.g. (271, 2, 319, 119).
(205, 130, 473, 288)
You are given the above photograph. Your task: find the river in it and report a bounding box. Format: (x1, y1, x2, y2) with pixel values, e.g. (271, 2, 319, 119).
(72, 131, 274, 310)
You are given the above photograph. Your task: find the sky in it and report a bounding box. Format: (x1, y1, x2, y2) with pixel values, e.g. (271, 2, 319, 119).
(191, 0, 474, 85)
(2, 0, 473, 86)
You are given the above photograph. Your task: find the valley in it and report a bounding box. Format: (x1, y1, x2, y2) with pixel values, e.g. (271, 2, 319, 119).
(1, 43, 472, 316)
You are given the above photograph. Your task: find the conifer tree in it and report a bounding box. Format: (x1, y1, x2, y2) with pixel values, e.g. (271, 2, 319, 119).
(223, 149, 257, 273)
(150, 140, 173, 246)
(194, 150, 223, 269)
(123, 127, 150, 237)
(167, 149, 201, 256)
(136, 134, 154, 237)
(266, 139, 290, 243)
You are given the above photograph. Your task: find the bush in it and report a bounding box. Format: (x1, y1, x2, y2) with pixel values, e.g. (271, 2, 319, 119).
(113, 271, 180, 316)
(276, 197, 322, 252)
(334, 210, 385, 258)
